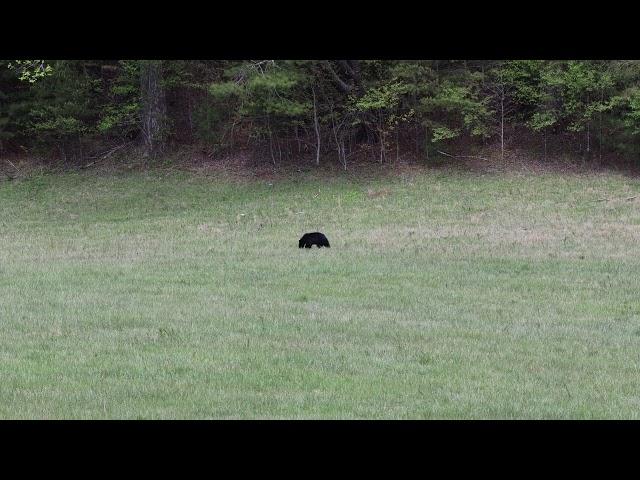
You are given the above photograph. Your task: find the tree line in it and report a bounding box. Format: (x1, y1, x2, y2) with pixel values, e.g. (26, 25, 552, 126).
(2, 60, 640, 166)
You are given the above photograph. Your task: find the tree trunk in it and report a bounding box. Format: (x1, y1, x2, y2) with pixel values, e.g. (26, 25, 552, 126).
(187, 94, 194, 140)
(312, 86, 320, 165)
(500, 89, 505, 160)
(599, 88, 603, 162)
(140, 60, 167, 156)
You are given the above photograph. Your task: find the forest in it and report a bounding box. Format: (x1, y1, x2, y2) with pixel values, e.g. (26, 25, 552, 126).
(2, 60, 640, 171)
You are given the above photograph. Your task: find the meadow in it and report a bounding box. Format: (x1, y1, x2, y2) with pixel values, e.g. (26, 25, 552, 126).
(1, 165, 640, 418)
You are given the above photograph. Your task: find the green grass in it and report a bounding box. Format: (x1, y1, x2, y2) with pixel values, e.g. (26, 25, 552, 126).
(2, 167, 640, 418)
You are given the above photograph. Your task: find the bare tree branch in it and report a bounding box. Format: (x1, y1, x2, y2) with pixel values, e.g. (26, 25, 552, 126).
(3, 159, 20, 179)
(321, 61, 353, 94)
(437, 150, 490, 161)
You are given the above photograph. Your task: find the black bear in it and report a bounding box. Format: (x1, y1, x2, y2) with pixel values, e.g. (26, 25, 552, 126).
(299, 232, 330, 248)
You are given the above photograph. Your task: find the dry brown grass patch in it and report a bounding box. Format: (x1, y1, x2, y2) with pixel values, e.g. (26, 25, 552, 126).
(366, 188, 392, 199)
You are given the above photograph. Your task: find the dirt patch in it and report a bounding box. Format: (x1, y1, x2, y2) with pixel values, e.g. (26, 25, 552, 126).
(430, 143, 640, 178)
(5, 137, 640, 182)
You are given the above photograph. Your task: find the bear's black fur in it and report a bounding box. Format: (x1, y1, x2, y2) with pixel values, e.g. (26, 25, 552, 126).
(299, 232, 330, 248)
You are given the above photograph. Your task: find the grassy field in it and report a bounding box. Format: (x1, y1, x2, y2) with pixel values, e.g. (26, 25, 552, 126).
(1, 166, 640, 419)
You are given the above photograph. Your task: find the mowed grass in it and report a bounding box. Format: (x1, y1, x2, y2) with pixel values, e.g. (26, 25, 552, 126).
(2, 167, 640, 419)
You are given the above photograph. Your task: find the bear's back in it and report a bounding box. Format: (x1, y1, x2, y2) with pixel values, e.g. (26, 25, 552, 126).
(299, 232, 330, 247)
